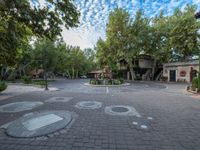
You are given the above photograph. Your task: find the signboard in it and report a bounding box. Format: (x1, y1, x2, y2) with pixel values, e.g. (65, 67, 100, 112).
(180, 70, 186, 77)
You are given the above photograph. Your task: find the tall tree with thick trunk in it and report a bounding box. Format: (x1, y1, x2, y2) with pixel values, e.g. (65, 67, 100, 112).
(106, 9, 150, 80)
(106, 8, 135, 80)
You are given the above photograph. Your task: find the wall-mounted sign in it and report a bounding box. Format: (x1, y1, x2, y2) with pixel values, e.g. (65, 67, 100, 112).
(180, 70, 186, 77)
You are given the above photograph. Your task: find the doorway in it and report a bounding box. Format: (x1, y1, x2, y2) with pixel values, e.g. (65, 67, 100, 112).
(169, 70, 176, 82)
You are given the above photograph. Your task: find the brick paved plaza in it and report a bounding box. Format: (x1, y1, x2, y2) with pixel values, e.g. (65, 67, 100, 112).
(0, 80, 200, 150)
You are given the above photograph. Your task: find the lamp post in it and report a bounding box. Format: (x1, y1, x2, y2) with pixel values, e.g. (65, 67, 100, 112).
(195, 12, 200, 91)
(43, 45, 48, 91)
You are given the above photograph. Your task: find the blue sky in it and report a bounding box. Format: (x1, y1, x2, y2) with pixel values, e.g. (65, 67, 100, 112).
(32, 0, 200, 49)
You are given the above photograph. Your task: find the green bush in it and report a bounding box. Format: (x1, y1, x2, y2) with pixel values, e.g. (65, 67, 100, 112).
(0, 81, 7, 92)
(192, 77, 198, 90)
(90, 79, 97, 85)
(98, 79, 103, 85)
(107, 79, 112, 85)
(90, 78, 125, 85)
(118, 78, 124, 84)
(113, 79, 121, 85)
(22, 76, 32, 84)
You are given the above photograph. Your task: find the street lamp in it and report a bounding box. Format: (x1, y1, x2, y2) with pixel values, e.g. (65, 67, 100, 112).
(43, 45, 49, 91)
(195, 12, 200, 91)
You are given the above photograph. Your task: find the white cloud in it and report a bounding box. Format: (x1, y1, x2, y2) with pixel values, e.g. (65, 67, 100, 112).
(30, 0, 198, 49)
(62, 27, 105, 49)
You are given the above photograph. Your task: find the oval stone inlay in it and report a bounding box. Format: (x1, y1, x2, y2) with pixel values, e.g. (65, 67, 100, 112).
(75, 101, 102, 109)
(0, 101, 43, 113)
(111, 107, 129, 112)
(6, 111, 72, 138)
(105, 105, 141, 117)
(22, 114, 63, 131)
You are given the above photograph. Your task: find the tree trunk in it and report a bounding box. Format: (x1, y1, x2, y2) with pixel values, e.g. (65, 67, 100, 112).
(152, 59, 157, 80)
(1, 66, 8, 81)
(76, 70, 78, 78)
(44, 69, 48, 90)
(127, 61, 135, 80)
(66, 70, 71, 79)
(72, 67, 74, 79)
(1, 66, 4, 81)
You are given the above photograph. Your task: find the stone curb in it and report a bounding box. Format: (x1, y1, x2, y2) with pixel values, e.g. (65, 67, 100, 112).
(84, 83, 130, 87)
(7, 83, 59, 91)
(186, 86, 199, 94)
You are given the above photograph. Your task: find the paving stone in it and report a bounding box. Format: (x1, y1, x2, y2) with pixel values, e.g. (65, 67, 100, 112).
(0, 80, 199, 150)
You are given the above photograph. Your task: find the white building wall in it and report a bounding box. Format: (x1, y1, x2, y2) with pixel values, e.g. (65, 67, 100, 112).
(163, 61, 199, 82)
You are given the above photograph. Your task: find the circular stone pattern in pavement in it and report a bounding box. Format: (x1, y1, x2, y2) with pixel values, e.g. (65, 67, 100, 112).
(0, 101, 43, 113)
(75, 101, 102, 109)
(111, 107, 129, 112)
(6, 111, 72, 138)
(105, 105, 141, 117)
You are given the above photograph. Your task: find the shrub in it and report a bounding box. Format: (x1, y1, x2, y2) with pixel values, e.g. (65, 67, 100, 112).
(90, 78, 124, 85)
(113, 79, 121, 85)
(118, 78, 124, 84)
(192, 77, 198, 91)
(98, 79, 103, 85)
(107, 79, 112, 85)
(90, 79, 97, 85)
(22, 76, 32, 84)
(0, 81, 7, 92)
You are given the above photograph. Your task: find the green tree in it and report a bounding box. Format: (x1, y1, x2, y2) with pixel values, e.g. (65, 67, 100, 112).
(32, 39, 58, 74)
(106, 9, 150, 80)
(0, 0, 80, 66)
(32, 39, 59, 89)
(169, 5, 200, 60)
(96, 38, 110, 66)
(149, 12, 171, 62)
(144, 12, 172, 78)
(53, 44, 97, 79)
(65, 46, 88, 79)
(106, 8, 133, 79)
(83, 48, 97, 73)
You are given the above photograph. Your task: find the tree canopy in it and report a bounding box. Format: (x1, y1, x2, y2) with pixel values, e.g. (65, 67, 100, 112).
(97, 8, 151, 80)
(96, 5, 200, 80)
(0, 0, 80, 66)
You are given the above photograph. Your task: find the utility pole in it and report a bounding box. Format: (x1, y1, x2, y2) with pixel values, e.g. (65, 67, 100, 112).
(195, 12, 200, 91)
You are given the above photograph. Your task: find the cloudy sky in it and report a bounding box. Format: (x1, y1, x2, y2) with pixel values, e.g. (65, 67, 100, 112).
(33, 0, 200, 49)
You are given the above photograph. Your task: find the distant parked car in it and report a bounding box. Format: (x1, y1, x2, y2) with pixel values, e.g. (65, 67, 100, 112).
(80, 75, 87, 79)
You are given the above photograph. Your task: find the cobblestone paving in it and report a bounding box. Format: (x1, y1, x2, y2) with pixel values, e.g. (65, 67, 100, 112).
(0, 80, 200, 150)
